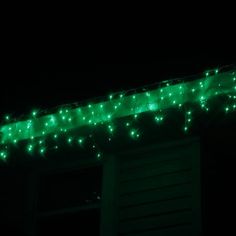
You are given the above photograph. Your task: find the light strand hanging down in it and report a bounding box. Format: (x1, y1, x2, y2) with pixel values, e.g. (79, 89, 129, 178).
(0, 66, 236, 160)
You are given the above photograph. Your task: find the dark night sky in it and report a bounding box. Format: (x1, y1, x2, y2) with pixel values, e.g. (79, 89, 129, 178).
(1, 48, 236, 119)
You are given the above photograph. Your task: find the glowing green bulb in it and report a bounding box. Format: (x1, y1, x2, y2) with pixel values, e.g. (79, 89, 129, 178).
(134, 114, 138, 119)
(109, 95, 113, 100)
(40, 148, 45, 154)
(59, 110, 63, 114)
(32, 111, 37, 117)
(13, 139, 17, 144)
(5, 115, 10, 121)
(155, 116, 163, 123)
(109, 127, 114, 133)
(62, 116, 66, 120)
(187, 111, 192, 115)
(68, 137, 72, 143)
(191, 88, 196, 93)
(233, 77, 236, 81)
(161, 96, 164, 100)
(78, 138, 83, 144)
(27, 144, 33, 153)
(68, 117, 72, 122)
(120, 94, 124, 98)
(173, 100, 176, 104)
(97, 152, 102, 160)
(225, 107, 229, 112)
(0, 151, 7, 159)
(130, 129, 139, 139)
(88, 104, 92, 108)
(126, 122, 130, 127)
(100, 104, 104, 109)
(132, 95, 136, 99)
(184, 126, 188, 132)
(168, 93, 172, 97)
(54, 134, 58, 139)
(205, 72, 209, 77)
(215, 69, 219, 74)
(50, 117, 55, 123)
(107, 114, 111, 119)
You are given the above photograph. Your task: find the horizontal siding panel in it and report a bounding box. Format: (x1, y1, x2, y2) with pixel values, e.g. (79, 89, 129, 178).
(119, 224, 192, 236)
(120, 183, 191, 207)
(120, 196, 192, 221)
(121, 147, 191, 170)
(120, 158, 191, 182)
(119, 210, 192, 234)
(120, 170, 192, 195)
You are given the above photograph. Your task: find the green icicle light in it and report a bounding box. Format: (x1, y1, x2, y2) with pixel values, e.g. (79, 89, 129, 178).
(0, 67, 235, 159)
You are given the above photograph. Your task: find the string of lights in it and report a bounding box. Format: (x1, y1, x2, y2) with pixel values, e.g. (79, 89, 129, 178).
(0, 66, 235, 161)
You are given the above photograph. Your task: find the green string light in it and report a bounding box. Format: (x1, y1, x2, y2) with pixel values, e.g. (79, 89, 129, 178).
(0, 67, 235, 160)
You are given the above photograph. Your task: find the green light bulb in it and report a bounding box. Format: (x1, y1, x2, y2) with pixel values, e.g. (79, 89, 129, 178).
(27, 144, 33, 153)
(32, 111, 37, 117)
(5, 115, 10, 121)
(0, 151, 7, 159)
(78, 138, 83, 144)
(97, 152, 102, 160)
(40, 148, 45, 154)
